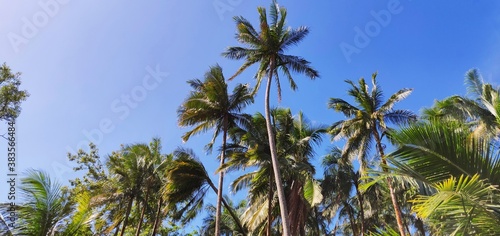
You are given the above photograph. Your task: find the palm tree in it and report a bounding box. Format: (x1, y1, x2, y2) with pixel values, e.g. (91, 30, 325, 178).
(422, 68, 500, 138)
(164, 148, 247, 234)
(384, 121, 500, 235)
(133, 138, 171, 236)
(328, 73, 416, 236)
(224, 108, 324, 235)
(200, 199, 248, 236)
(177, 64, 253, 235)
(106, 142, 160, 236)
(222, 1, 319, 233)
(282, 110, 325, 236)
(322, 147, 363, 235)
(224, 111, 276, 235)
(2, 169, 94, 235)
(17, 169, 71, 235)
(151, 152, 175, 236)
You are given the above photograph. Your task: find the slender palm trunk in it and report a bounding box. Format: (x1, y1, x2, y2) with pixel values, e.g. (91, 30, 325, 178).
(415, 217, 426, 236)
(151, 198, 163, 236)
(208, 177, 246, 234)
(136, 189, 149, 236)
(215, 118, 228, 236)
(346, 203, 358, 236)
(372, 127, 406, 236)
(113, 221, 122, 236)
(354, 177, 365, 236)
(265, 58, 291, 236)
(267, 170, 273, 236)
(120, 196, 134, 236)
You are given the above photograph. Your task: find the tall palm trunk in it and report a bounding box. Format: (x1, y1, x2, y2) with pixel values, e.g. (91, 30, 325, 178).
(265, 58, 291, 235)
(120, 196, 134, 236)
(113, 221, 122, 236)
(372, 127, 406, 236)
(136, 189, 149, 236)
(346, 203, 358, 235)
(151, 198, 163, 236)
(215, 118, 228, 236)
(267, 170, 273, 236)
(354, 177, 365, 236)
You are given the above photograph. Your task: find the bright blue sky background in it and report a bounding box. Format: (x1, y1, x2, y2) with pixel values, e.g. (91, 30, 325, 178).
(1, 0, 500, 232)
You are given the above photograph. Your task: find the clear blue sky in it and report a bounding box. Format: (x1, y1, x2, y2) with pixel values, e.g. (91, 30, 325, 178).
(1, 0, 500, 231)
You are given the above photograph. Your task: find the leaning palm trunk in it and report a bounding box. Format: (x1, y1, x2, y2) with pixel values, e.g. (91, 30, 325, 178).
(136, 189, 149, 236)
(267, 170, 273, 236)
(373, 128, 406, 236)
(354, 179, 365, 236)
(215, 119, 228, 236)
(207, 176, 247, 233)
(151, 198, 163, 236)
(265, 58, 291, 235)
(120, 197, 134, 236)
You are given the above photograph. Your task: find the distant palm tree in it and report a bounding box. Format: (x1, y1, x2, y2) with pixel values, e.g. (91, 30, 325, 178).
(200, 199, 248, 236)
(386, 121, 500, 235)
(224, 108, 324, 235)
(423, 68, 500, 138)
(322, 146, 364, 235)
(106, 142, 162, 236)
(328, 73, 416, 236)
(164, 148, 247, 234)
(132, 138, 170, 236)
(178, 64, 253, 236)
(223, 1, 319, 233)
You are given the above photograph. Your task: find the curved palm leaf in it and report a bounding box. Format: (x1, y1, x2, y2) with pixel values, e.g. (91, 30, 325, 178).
(382, 121, 500, 235)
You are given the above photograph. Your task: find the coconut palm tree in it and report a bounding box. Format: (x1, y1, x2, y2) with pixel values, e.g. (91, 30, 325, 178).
(177, 64, 253, 236)
(224, 111, 276, 235)
(16, 169, 71, 235)
(133, 138, 171, 236)
(2, 169, 94, 235)
(223, 108, 324, 235)
(321, 147, 364, 235)
(422, 68, 500, 138)
(283, 110, 325, 236)
(328, 73, 416, 235)
(164, 148, 247, 234)
(222, 1, 319, 233)
(384, 121, 500, 235)
(106, 142, 162, 236)
(200, 199, 248, 236)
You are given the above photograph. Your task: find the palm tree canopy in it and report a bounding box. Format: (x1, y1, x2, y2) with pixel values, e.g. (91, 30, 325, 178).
(222, 0, 319, 100)
(422, 69, 500, 138)
(177, 64, 253, 151)
(328, 72, 416, 169)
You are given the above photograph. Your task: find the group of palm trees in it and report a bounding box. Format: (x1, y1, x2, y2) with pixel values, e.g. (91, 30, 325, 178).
(2, 1, 500, 235)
